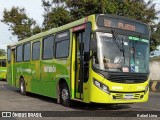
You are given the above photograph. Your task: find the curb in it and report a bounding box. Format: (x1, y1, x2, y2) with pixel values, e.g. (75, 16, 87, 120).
(149, 81, 160, 92)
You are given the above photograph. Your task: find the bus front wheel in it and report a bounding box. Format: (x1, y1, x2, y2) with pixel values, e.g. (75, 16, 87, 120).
(60, 83, 71, 107)
(20, 78, 26, 95)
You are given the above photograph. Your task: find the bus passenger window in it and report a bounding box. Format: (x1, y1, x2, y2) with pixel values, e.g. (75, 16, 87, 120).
(7, 48, 11, 63)
(24, 43, 31, 62)
(55, 40, 69, 58)
(32, 42, 40, 60)
(42, 36, 54, 59)
(55, 31, 70, 58)
(16, 45, 23, 62)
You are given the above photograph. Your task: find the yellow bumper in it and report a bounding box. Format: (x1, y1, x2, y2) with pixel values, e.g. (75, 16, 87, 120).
(90, 74, 149, 104)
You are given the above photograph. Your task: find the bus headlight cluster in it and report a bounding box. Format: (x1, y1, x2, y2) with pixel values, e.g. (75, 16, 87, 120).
(93, 79, 110, 94)
(144, 84, 149, 94)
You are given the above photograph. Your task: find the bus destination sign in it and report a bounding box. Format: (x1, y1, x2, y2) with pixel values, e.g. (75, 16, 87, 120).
(104, 19, 135, 31)
(97, 15, 148, 34)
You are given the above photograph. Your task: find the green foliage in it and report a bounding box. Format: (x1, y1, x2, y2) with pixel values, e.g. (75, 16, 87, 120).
(1, 7, 41, 40)
(42, 6, 72, 30)
(114, 0, 160, 51)
(42, 0, 71, 31)
(64, 0, 158, 24)
(65, 0, 159, 50)
(115, 0, 158, 23)
(0, 49, 6, 56)
(66, 0, 117, 20)
(150, 22, 160, 50)
(1, 0, 160, 50)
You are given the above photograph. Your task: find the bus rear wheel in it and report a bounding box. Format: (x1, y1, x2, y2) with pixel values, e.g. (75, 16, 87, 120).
(60, 83, 71, 107)
(20, 78, 26, 95)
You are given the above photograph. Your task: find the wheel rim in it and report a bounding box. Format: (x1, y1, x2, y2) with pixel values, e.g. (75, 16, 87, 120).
(62, 89, 68, 101)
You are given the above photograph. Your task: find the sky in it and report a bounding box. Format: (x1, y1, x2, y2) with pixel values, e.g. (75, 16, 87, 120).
(0, 0, 160, 50)
(0, 0, 43, 50)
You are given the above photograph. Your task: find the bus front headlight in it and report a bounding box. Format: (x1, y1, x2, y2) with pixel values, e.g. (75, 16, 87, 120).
(144, 84, 149, 94)
(93, 79, 110, 94)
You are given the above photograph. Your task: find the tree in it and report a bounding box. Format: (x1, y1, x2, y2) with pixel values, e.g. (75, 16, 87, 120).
(65, 0, 159, 50)
(1, 7, 41, 40)
(1, 0, 159, 49)
(0, 49, 6, 56)
(150, 22, 160, 50)
(42, 6, 72, 30)
(65, 0, 158, 24)
(115, 0, 158, 24)
(66, 0, 117, 20)
(42, 0, 72, 31)
(114, 0, 160, 50)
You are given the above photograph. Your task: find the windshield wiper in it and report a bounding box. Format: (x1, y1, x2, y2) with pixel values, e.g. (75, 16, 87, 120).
(111, 30, 125, 63)
(111, 30, 125, 52)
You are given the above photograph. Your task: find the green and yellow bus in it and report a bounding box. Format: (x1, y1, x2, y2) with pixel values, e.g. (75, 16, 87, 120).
(0, 56, 7, 80)
(7, 14, 150, 106)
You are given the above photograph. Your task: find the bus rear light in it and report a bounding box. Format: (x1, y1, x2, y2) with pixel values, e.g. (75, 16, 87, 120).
(93, 79, 110, 94)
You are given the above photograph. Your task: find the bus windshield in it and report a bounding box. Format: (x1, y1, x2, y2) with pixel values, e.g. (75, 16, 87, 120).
(93, 32, 149, 73)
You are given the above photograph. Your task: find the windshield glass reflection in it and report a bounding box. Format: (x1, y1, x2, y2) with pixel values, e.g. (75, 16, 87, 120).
(93, 32, 149, 73)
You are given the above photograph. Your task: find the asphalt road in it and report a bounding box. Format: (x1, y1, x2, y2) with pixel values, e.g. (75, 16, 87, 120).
(0, 80, 160, 120)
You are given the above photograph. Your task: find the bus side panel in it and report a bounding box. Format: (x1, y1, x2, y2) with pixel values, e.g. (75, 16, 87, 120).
(39, 60, 57, 98)
(39, 59, 70, 98)
(0, 67, 7, 80)
(7, 64, 12, 85)
(7, 59, 16, 87)
(14, 62, 31, 88)
(0, 56, 7, 80)
(30, 60, 42, 95)
(14, 63, 19, 88)
(19, 62, 32, 91)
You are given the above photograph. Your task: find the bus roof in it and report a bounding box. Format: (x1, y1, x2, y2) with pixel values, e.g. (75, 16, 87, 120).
(7, 14, 148, 48)
(7, 14, 95, 48)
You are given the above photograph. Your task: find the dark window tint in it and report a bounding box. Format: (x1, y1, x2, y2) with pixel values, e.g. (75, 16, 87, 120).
(32, 42, 40, 60)
(7, 48, 11, 62)
(84, 23, 91, 53)
(56, 40, 69, 58)
(55, 31, 70, 58)
(0, 59, 6, 67)
(43, 36, 54, 59)
(24, 43, 31, 61)
(16, 45, 23, 62)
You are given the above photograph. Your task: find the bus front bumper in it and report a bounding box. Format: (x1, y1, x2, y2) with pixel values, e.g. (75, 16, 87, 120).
(90, 81, 149, 104)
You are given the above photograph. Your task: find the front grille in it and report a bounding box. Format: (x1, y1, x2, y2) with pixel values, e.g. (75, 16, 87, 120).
(112, 93, 143, 100)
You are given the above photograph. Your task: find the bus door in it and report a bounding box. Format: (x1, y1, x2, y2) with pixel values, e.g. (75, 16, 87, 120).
(74, 32, 84, 99)
(72, 23, 91, 100)
(11, 48, 16, 86)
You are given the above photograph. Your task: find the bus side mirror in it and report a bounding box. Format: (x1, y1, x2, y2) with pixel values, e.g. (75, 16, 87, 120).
(90, 39, 97, 51)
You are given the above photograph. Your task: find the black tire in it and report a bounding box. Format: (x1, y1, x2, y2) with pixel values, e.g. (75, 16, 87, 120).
(20, 78, 26, 95)
(60, 83, 71, 107)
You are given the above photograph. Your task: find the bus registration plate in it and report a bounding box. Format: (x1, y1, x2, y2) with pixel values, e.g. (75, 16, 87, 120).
(124, 94, 134, 99)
